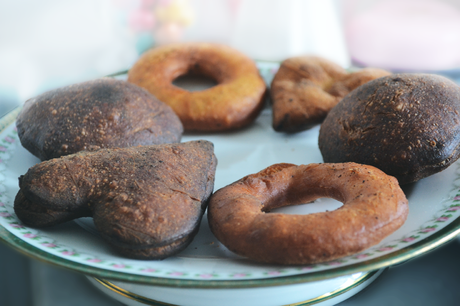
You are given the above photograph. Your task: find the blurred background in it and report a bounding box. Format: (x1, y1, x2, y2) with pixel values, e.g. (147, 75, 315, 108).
(2, 0, 460, 305)
(2, 0, 460, 116)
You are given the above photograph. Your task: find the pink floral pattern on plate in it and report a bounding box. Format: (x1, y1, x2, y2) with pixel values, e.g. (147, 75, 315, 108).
(1, 106, 460, 280)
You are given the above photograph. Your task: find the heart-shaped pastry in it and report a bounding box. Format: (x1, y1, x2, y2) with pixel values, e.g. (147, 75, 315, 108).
(271, 56, 390, 133)
(14, 140, 217, 259)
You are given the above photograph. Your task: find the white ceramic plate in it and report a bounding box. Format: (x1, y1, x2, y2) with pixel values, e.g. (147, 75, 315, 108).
(1, 105, 460, 290)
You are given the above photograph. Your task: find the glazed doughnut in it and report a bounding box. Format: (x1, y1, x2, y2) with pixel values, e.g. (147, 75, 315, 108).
(271, 56, 390, 133)
(208, 163, 408, 265)
(127, 43, 267, 132)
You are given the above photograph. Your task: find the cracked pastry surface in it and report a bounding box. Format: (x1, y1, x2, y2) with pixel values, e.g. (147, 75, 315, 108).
(271, 56, 390, 133)
(14, 140, 217, 259)
(319, 73, 460, 184)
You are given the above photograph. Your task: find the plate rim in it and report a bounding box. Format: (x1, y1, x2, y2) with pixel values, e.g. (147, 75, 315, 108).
(90, 269, 384, 306)
(1, 106, 460, 288)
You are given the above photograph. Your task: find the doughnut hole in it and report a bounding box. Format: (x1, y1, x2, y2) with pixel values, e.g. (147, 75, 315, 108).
(269, 198, 343, 215)
(172, 73, 218, 92)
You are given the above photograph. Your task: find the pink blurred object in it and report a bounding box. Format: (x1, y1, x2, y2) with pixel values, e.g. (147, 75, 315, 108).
(344, 0, 460, 71)
(128, 9, 156, 32)
(155, 22, 185, 45)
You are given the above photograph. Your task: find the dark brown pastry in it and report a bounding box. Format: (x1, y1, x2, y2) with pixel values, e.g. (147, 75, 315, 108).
(208, 163, 408, 265)
(319, 73, 460, 184)
(127, 42, 267, 132)
(14, 140, 217, 259)
(16, 78, 183, 161)
(271, 56, 390, 132)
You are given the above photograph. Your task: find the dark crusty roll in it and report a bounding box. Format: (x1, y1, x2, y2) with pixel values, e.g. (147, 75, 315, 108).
(319, 73, 460, 184)
(16, 78, 183, 161)
(14, 140, 217, 259)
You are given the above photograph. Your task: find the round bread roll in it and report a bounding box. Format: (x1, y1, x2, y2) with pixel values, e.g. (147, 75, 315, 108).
(16, 78, 183, 161)
(319, 73, 460, 184)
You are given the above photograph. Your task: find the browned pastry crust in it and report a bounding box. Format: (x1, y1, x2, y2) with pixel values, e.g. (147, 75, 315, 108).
(14, 140, 217, 259)
(319, 73, 460, 184)
(271, 56, 390, 132)
(16, 78, 183, 161)
(208, 163, 408, 265)
(127, 42, 267, 132)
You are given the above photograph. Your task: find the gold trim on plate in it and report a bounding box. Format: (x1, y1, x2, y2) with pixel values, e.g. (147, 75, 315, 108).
(93, 270, 379, 306)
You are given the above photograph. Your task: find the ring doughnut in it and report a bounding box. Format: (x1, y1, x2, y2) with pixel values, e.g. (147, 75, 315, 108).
(271, 56, 390, 133)
(128, 43, 267, 132)
(208, 162, 408, 265)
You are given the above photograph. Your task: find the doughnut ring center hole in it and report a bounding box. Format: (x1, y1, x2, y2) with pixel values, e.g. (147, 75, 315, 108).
(173, 74, 218, 92)
(269, 198, 343, 215)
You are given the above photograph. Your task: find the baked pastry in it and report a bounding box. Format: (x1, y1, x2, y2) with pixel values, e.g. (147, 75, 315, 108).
(14, 140, 217, 259)
(208, 163, 408, 265)
(16, 78, 183, 161)
(319, 73, 460, 184)
(127, 42, 267, 132)
(271, 56, 390, 132)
